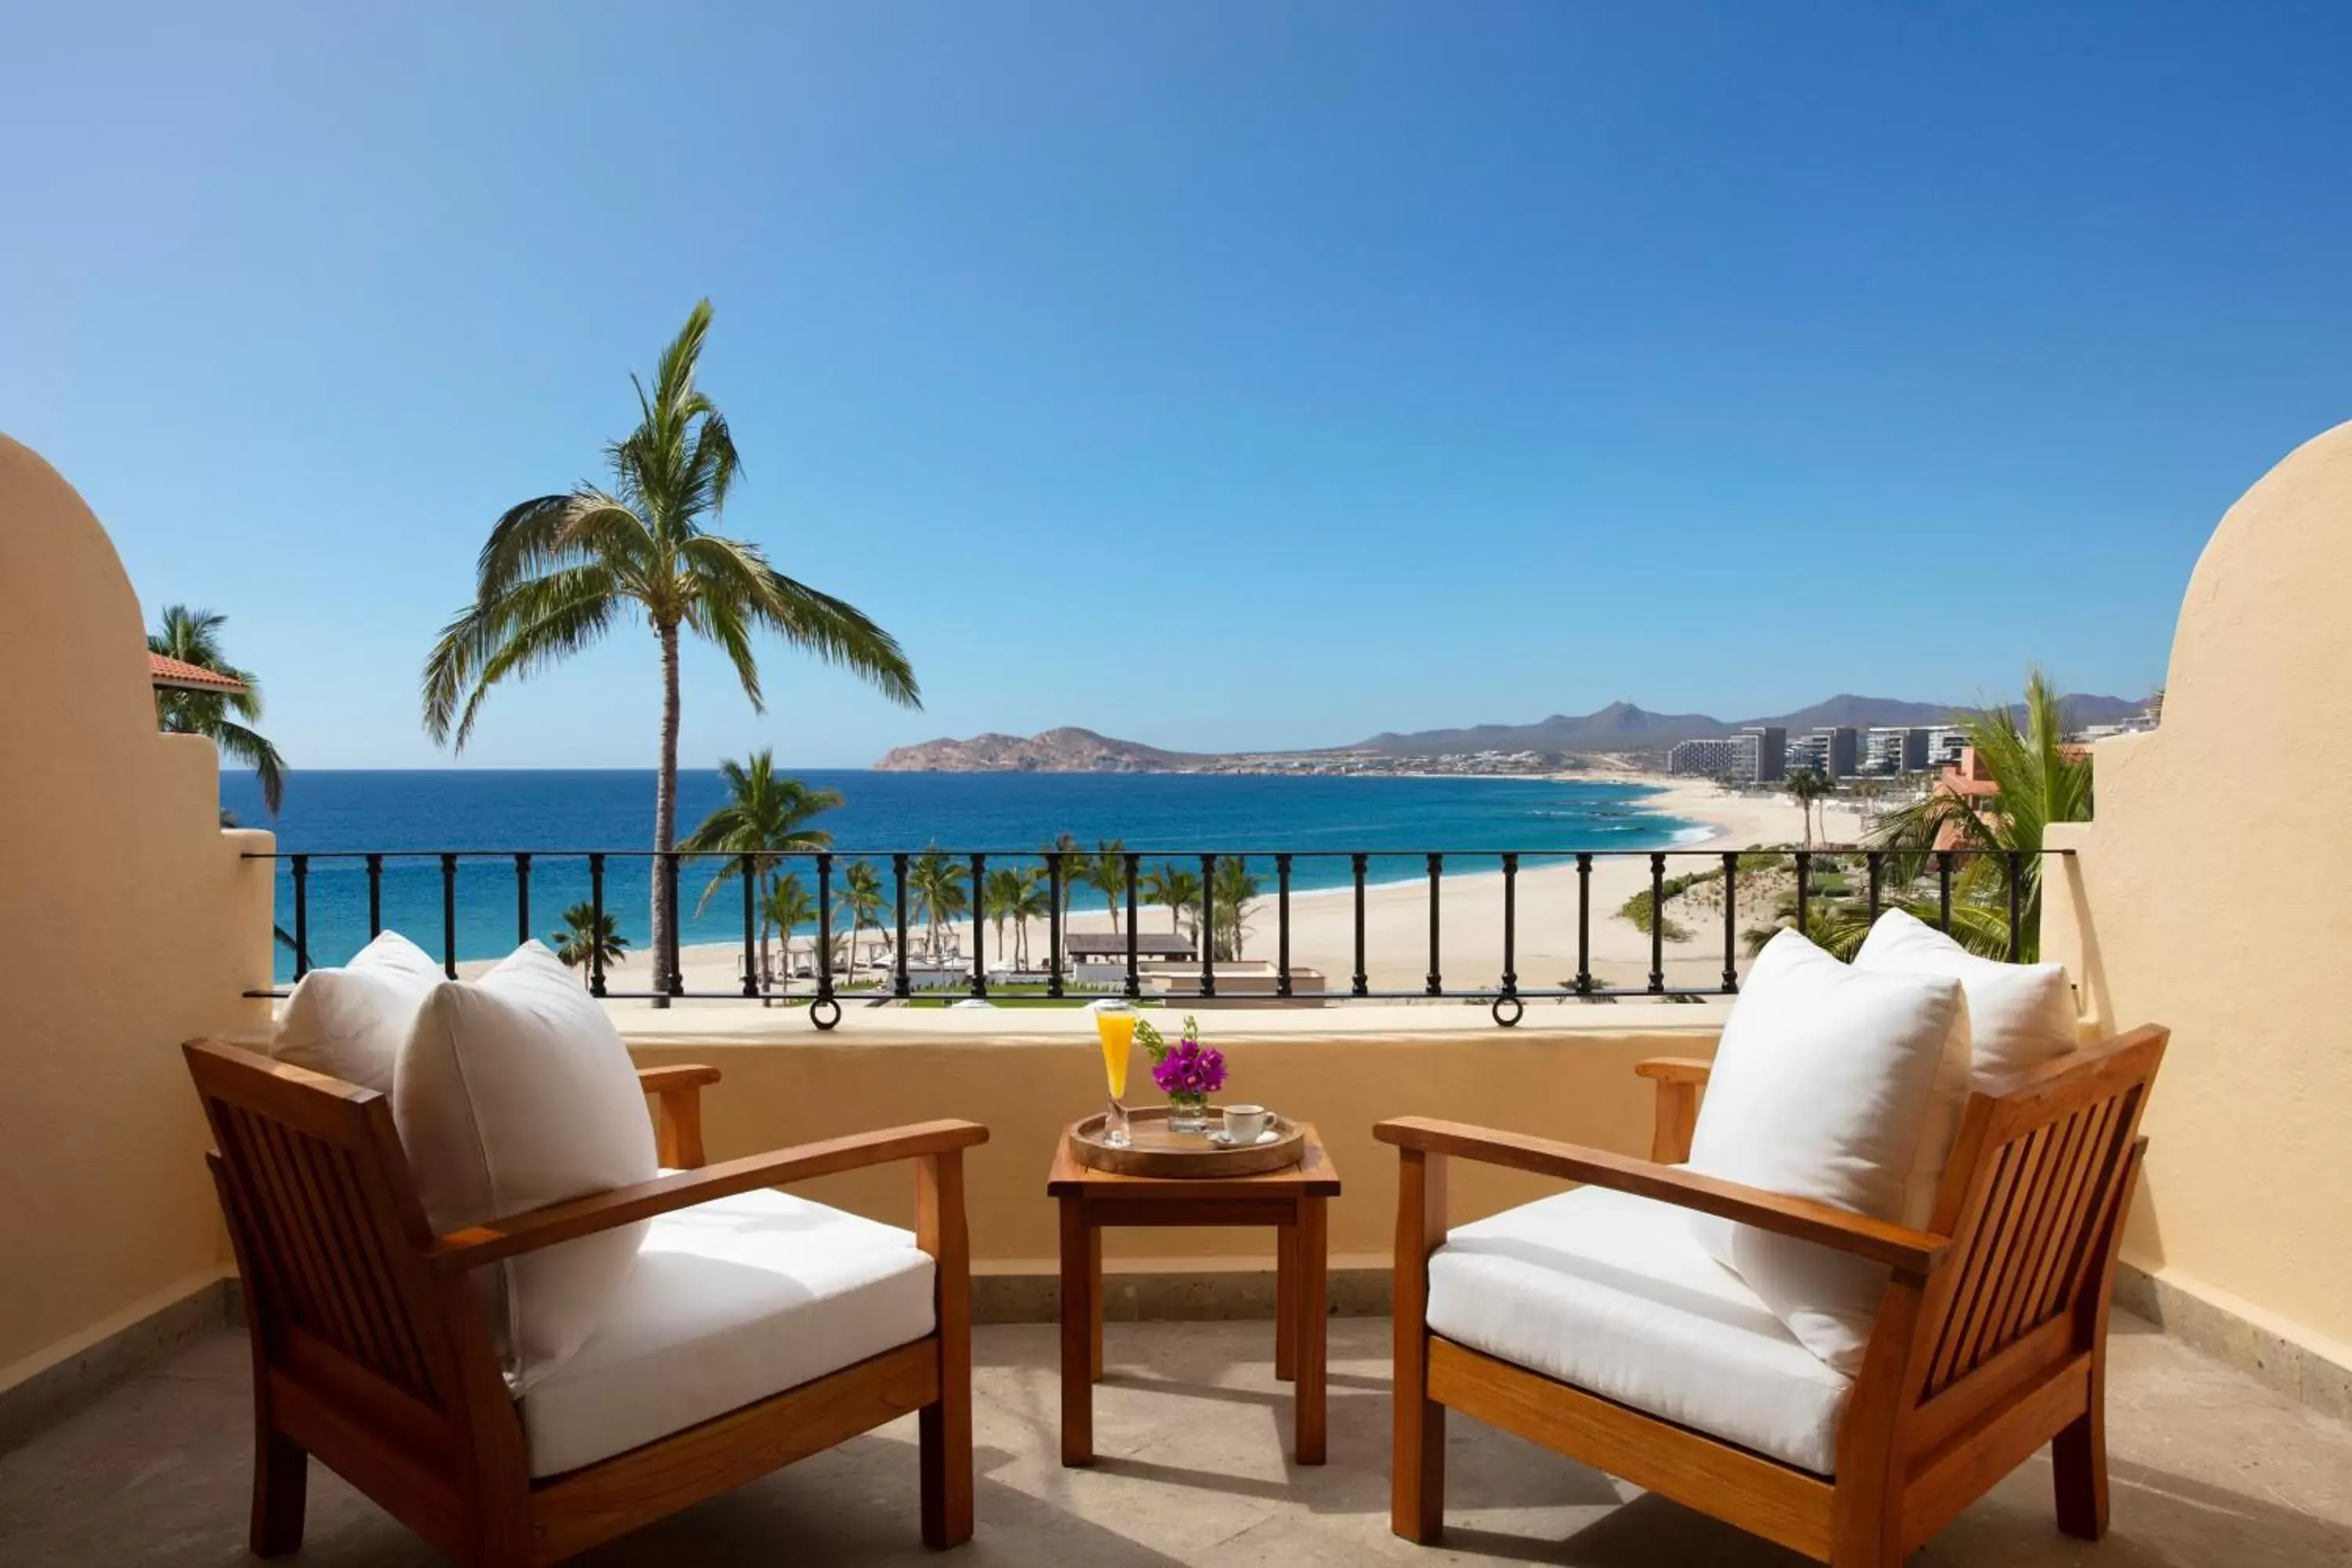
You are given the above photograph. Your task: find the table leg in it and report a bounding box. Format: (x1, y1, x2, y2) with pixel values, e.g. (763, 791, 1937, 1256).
(1089, 1225, 1105, 1383)
(1059, 1197, 1094, 1466)
(1294, 1196, 1328, 1465)
(1275, 1222, 1298, 1382)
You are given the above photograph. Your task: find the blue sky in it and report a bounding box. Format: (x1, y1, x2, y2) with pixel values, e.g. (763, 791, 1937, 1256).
(5, 2, 2347, 769)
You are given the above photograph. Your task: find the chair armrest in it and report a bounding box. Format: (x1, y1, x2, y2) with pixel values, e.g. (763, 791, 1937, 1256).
(428, 1119, 990, 1275)
(1374, 1116, 1945, 1276)
(1634, 1056, 1712, 1163)
(637, 1063, 722, 1167)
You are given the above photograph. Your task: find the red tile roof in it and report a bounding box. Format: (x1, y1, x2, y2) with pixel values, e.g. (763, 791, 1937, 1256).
(148, 652, 248, 694)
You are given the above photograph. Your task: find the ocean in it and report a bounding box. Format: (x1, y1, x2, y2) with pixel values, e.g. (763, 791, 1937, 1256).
(222, 769, 1703, 981)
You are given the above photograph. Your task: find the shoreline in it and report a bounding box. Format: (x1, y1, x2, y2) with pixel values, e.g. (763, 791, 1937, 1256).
(616, 774, 1863, 998)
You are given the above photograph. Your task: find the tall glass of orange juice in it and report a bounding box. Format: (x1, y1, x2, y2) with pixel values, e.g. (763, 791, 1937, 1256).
(1093, 1000, 1137, 1147)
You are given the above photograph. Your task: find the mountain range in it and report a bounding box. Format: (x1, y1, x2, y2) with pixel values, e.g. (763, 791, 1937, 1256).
(1348, 693, 2146, 756)
(872, 693, 2148, 771)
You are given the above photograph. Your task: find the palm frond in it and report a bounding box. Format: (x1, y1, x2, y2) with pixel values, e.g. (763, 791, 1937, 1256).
(209, 720, 288, 814)
(744, 567, 922, 707)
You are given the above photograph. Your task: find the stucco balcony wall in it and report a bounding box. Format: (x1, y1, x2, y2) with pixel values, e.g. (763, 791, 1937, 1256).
(620, 1005, 1724, 1279)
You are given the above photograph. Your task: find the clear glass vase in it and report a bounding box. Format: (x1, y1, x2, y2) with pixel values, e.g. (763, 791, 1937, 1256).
(1166, 1094, 1212, 1135)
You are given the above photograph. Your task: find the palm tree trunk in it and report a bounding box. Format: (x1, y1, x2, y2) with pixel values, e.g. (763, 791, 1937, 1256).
(652, 621, 682, 1007)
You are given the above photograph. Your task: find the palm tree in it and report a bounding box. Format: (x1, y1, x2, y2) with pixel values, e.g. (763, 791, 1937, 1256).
(1787, 768, 1831, 848)
(1210, 856, 1264, 961)
(762, 873, 816, 993)
(983, 866, 1025, 968)
(677, 749, 841, 982)
(550, 902, 630, 978)
(1140, 862, 1203, 946)
(841, 858, 884, 977)
(1083, 838, 1128, 932)
(150, 606, 287, 812)
(420, 301, 920, 1004)
(1860, 667, 2092, 960)
(1013, 868, 1051, 969)
(1043, 833, 1088, 922)
(907, 846, 967, 956)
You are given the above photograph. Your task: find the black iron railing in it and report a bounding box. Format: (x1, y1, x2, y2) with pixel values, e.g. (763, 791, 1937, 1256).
(245, 845, 2066, 1028)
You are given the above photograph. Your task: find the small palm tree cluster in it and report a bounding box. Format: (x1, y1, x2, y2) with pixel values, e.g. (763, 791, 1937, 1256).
(1725, 670, 2091, 960)
(1130, 858, 1264, 960)
(151, 605, 286, 815)
(679, 748, 842, 987)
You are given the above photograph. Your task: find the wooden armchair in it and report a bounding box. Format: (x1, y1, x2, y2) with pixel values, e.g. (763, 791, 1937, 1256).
(185, 1040, 987, 1566)
(1380, 1024, 2166, 1568)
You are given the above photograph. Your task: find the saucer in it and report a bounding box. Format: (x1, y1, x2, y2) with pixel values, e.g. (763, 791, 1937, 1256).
(1207, 1127, 1281, 1147)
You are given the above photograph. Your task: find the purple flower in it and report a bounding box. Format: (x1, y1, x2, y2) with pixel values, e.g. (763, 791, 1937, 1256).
(1152, 1038, 1226, 1098)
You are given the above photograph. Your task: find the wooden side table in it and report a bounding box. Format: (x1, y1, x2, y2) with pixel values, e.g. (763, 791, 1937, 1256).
(1047, 1121, 1342, 1466)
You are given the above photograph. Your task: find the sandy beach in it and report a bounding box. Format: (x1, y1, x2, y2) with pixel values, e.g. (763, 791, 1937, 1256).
(590, 776, 1865, 1003)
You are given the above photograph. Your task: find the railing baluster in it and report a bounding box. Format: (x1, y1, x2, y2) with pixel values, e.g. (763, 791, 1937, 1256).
(969, 854, 986, 997)
(1721, 850, 1739, 993)
(291, 853, 310, 981)
(1648, 852, 1666, 994)
(365, 852, 382, 938)
(1047, 851, 1065, 1000)
(892, 852, 910, 1000)
(2005, 849, 2021, 960)
(514, 852, 531, 947)
(1500, 853, 1518, 997)
(1276, 853, 1294, 999)
(589, 853, 607, 998)
(1867, 849, 1883, 923)
(1123, 851, 1140, 1000)
(1938, 850, 1955, 931)
(741, 854, 759, 998)
(1426, 852, 1443, 996)
(1351, 853, 1369, 997)
(1795, 850, 1811, 942)
(817, 852, 834, 1003)
(1575, 852, 1592, 996)
(440, 853, 458, 980)
(1200, 853, 1217, 998)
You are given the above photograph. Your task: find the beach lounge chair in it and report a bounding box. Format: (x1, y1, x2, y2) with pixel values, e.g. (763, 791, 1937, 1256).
(1381, 930, 2165, 1566)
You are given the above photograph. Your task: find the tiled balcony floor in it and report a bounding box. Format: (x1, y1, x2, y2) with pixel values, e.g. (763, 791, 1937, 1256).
(4, 1313, 2349, 1566)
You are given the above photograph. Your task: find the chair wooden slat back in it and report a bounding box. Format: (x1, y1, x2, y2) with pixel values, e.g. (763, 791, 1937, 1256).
(186, 1041, 489, 1426)
(1909, 1026, 2163, 1416)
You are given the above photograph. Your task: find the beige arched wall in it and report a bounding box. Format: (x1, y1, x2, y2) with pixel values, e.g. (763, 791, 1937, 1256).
(0, 436, 274, 1395)
(2044, 419, 2352, 1370)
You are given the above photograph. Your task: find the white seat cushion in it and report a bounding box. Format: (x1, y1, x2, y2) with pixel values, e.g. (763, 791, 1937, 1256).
(518, 1185, 937, 1477)
(1686, 930, 1969, 1374)
(394, 941, 658, 1391)
(270, 930, 441, 1092)
(1855, 908, 2079, 1080)
(1428, 1185, 1852, 1475)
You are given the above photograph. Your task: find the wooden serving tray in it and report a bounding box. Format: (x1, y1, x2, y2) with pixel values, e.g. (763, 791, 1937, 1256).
(1069, 1106, 1306, 1178)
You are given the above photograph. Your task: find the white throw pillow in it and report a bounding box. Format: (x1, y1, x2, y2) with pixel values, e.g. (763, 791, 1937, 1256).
(394, 940, 656, 1390)
(1686, 930, 1969, 1374)
(270, 930, 443, 1093)
(1854, 908, 2078, 1080)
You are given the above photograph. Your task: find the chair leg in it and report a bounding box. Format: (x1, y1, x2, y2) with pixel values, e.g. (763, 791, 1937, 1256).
(2053, 1406, 2108, 1540)
(249, 1431, 307, 1557)
(1392, 1376, 1446, 1543)
(920, 1386, 975, 1548)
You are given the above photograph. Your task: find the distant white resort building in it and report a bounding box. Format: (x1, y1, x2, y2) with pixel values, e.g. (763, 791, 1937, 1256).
(1862, 726, 1935, 775)
(1666, 737, 1739, 776)
(1788, 725, 1860, 779)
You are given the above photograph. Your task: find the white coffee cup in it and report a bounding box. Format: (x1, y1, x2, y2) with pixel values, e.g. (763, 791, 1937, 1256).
(1223, 1104, 1271, 1144)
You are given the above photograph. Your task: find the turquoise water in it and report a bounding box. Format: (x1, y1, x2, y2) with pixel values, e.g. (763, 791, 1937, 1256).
(223, 769, 1700, 980)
